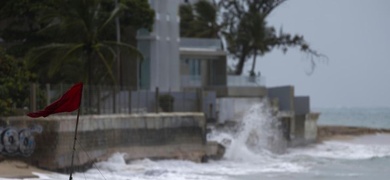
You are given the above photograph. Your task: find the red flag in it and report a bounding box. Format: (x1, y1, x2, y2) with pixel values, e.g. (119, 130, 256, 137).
(27, 82, 83, 118)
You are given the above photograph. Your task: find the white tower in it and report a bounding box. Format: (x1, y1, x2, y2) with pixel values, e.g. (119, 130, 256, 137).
(137, 0, 181, 91)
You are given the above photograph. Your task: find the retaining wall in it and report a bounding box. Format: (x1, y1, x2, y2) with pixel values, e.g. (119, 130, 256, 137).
(289, 113, 320, 146)
(1, 113, 207, 171)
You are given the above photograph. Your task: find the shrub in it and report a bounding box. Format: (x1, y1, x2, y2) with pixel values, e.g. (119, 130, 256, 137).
(159, 94, 174, 112)
(0, 48, 35, 116)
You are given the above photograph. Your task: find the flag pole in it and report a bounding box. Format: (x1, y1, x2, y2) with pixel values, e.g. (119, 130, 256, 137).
(69, 107, 81, 180)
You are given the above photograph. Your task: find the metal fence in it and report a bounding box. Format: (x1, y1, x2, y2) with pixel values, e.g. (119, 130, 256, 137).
(29, 83, 217, 119)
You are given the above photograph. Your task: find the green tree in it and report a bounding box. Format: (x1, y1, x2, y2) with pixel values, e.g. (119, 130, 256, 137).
(223, 0, 326, 75)
(25, 0, 152, 112)
(29, 0, 154, 84)
(0, 0, 154, 85)
(0, 0, 56, 57)
(0, 47, 35, 116)
(180, 0, 326, 75)
(179, 3, 195, 37)
(179, 0, 225, 39)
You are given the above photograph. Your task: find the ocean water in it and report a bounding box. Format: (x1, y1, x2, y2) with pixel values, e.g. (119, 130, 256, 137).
(11, 106, 390, 180)
(315, 107, 390, 129)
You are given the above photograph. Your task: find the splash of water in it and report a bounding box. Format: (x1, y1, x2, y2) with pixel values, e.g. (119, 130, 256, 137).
(209, 101, 287, 161)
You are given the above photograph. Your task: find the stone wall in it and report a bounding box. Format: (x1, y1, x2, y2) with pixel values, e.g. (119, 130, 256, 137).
(304, 113, 319, 142)
(1, 113, 207, 171)
(289, 113, 319, 146)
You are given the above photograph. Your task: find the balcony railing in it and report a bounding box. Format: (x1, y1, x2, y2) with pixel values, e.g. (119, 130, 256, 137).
(180, 38, 222, 50)
(181, 75, 265, 88)
(227, 75, 266, 87)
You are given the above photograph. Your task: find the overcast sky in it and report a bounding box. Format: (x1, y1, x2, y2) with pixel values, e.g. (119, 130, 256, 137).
(248, 0, 390, 108)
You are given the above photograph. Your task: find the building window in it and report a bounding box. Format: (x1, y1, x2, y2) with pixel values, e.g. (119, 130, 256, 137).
(189, 58, 201, 76)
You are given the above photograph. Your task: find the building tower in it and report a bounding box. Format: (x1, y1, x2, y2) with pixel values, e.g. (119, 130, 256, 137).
(137, 0, 181, 91)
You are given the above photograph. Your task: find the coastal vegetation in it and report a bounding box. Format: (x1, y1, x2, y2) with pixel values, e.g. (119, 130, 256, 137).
(0, 0, 324, 115)
(179, 0, 326, 75)
(0, 0, 155, 115)
(0, 0, 154, 85)
(0, 47, 36, 116)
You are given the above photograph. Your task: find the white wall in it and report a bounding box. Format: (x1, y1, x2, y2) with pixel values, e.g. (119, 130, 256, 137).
(304, 114, 318, 142)
(217, 97, 263, 123)
(141, 0, 181, 91)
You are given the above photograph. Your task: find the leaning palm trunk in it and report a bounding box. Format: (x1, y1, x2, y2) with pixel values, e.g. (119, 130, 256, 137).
(250, 51, 258, 76)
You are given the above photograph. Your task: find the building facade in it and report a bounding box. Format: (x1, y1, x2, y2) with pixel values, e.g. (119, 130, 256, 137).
(137, 0, 181, 91)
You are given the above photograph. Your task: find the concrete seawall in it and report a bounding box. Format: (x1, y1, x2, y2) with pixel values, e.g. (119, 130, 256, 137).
(1, 113, 208, 171)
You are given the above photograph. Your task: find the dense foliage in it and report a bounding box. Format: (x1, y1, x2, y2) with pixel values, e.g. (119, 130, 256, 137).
(0, 0, 155, 85)
(0, 48, 35, 116)
(0, 0, 155, 115)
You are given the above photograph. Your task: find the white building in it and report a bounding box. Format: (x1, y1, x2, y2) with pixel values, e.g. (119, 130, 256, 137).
(135, 0, 267, 90)
(136, 0, 181, 91)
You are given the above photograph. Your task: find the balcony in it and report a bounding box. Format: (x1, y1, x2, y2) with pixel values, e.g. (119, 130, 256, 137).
(180, 38, 222, 50)
(227, 75, 266, 87)
(181, 75, 265, 88)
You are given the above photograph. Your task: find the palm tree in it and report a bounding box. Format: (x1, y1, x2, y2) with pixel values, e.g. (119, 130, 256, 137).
(26, 0, 142, 85)
(25, 0, 147, 113)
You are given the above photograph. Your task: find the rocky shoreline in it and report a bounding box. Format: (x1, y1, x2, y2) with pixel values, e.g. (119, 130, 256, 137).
(317, 125, 390, 141)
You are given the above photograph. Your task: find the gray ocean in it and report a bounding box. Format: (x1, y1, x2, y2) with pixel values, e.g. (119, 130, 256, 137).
(8, 106, 390, 180)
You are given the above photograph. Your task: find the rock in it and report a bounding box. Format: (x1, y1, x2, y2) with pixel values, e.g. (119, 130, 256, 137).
(317, 125, 390, 142)
(205, 141, 225, 161)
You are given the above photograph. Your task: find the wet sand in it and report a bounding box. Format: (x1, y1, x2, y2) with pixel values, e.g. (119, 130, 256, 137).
(0, 159, 51, 179)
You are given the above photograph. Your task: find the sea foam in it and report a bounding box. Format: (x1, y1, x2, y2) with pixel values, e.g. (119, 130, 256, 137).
(287, 138, 390, 160)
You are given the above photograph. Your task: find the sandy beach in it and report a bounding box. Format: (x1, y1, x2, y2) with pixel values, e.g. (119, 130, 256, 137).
(0, 160, 51, 179)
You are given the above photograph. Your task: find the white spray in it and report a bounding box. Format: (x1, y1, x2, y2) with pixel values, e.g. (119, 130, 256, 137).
(209, 101, 287, 161)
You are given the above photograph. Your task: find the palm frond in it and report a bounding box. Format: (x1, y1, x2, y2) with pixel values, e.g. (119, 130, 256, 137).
(96, 49, 117, 84)
(100, 3, 127, 32)
(27, 43, 84, 78)
(103, 41, 143, 60)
